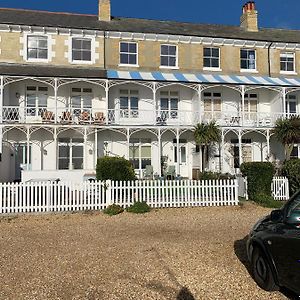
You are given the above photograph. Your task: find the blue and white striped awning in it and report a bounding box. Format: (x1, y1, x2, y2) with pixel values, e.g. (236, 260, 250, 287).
(107, 70, 300, 87)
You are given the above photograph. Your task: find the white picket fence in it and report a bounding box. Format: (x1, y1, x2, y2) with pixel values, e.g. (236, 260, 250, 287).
(272, 176, 290, 201)
(0, 179, 239, 215)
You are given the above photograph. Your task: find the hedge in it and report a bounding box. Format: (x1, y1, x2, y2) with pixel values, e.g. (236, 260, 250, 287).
(240, 162, 275, 200)
(282, 159, 300, 196)
(96, 156, 136, 181)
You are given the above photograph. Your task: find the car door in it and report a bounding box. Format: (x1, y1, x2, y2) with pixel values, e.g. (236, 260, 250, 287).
(267, 196, 300, 294)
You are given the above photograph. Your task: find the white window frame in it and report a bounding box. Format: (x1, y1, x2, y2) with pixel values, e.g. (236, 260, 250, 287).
(26, 85, 48, 117)
(119, 42, 139, 67)
(68, 36, 96, 65)
(129, 138, 152, 172)
(203, 92, 222, 113)
(70, 87, 93, 110)
(160, 44, 178, 69)
(159, 91, 179, 119)
(280, 52, 296, 74)
(23, 33, 53, 63)
(240, 49, 257, 73)
(203, 47, 221, 71)
(119, 89, 139, 118)
(286, 94, 298, 115)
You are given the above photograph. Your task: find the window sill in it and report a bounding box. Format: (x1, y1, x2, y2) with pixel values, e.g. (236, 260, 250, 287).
(71, 60, 94, 65)
(26, 58, 49, 63)
(240, 69, 259, 74)
(203, 67, 222, 72)
(280, 71, 297, 75)
(118, 64, 140, 68)
(159, 66, 179, 70)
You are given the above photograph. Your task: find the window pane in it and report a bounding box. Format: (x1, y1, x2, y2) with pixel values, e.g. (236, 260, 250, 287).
(128, 54, 137, 65)
(130, 97, 139, 109)
(59, 159, 69, 170)
(39, 49, 48, 59)
(73, 158, 83, 170)
(28, 37, 37, 48)
(212, 48, 219, 57)
(82, 51, 91, 61)
(59, 145, 69, 158)
(28, 49, 37, 59)
(27, 95, 36, 107)
(120, 54, 128, 64)
(141, 146, 151, 158)
(38, 38, 48, 49)
(160, 99, 169, 110)
(241, 60, 247, 69)
(72, 145, 83, 158)
(161, 45, 169, 55)
(169, 56, 176, 66)
(241, 50, 247, 59)
(211, 58, 219, 68)
(72, 50, 81, 61)
(120, 97, 129, 109)
(161, 56, 168, 66)
(71, 96, 81, 108)
(72, 39, 81, 49)
(203, 48, 211, 57)
(82, 40, 91, 50)
(129, 43, 137, 53)
(83, 96, 92, 108)
(203, 58, 210, 67)
(169, 46, 176, 56)
(120, 42, 129, 53)
(170, 99, 178, 110)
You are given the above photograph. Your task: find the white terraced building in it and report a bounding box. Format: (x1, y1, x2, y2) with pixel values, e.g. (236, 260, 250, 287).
(0, 0, 299, 182)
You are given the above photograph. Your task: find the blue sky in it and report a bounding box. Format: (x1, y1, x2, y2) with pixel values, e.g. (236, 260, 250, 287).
(0, 0, 298, 30)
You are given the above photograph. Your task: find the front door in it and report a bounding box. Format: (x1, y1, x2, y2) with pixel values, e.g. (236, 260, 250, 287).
(174, 144, 188, 178)
(15, 143, 32, 180)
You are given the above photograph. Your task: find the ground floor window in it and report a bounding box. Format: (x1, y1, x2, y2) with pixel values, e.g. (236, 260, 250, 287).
(231, 139, 252, 168)
(291, 145, 299, 159)
(58, 138, 84, 170)
(129, 139, 151, 170)
(173, 139, 187, 164)
(15, 143, 32, 170)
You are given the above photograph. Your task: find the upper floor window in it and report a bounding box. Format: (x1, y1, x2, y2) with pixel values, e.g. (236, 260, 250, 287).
(240, 49, 256, 70)
(27, 36, 48, 60)
(160, 91, 179, 119)
(286, 94, 297, 115)
(72, 38, 92, 62)
(160, 45, 177, 68)
(71, 88, 93, 111)
(280, 52, 295, 73)
(203, 92, 221, 113)
(120, 89, 139, 118)
(203, 47, 220, 69)
(120, 42, 138, 65)
(244, 93, 258, 114)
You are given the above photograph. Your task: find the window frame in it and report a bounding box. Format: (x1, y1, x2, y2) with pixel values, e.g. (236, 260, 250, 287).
(286, 94, 298, 115)
(26, 85, 48, 117)
(159, 91, 179, 119)
(119, 42, 139, 66)
(280, 52, 296, 74)
(70, 87, 93, 111)
(69, 36, 95, 64)
(119, 89, 139, 118)
(25, 34, 50, 62)
(129, 138, 152, 172)
(240, 49, 257, 72)
(160, 44, 178, 69)
(71, 38, 92, 63)
(203, 47, 221, 71)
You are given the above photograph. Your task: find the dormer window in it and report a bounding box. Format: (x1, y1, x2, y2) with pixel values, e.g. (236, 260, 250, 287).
(27, 35, 48, 60)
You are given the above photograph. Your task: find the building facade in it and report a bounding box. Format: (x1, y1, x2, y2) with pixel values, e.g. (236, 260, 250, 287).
(0, 1, 299, 182)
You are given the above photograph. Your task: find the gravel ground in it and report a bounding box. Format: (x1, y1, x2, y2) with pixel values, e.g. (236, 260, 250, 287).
(0, 202, 293, 300)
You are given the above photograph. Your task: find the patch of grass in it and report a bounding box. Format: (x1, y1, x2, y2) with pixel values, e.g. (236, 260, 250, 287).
(103, 204, 124, 216)
(126, 201, 151, 214)
(252, 193, 286, 209)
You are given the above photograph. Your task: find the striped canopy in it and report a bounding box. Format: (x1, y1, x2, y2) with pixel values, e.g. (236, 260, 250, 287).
(107, 70, 300, 87)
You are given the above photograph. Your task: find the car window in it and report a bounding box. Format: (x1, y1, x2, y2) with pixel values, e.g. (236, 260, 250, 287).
(286, 193, 300, 218)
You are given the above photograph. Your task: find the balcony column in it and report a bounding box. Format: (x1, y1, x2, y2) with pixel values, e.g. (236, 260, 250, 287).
(94, 129, 98, 168)
(176, 128, 180, 176)
(26, 127, 30, 171)
(241, 85, 245, 126)
(83, 127, 87, 169)
(54, 78, 58, 123)
(282, 87, 286, 115)
(0, 126, 2, 156)
(220, 129, 225, 173)
(126, 128, 130, 160)
(105, 80, 109, 125)
(238, 130, 243, 169)
(54, 127, 58, 170)
(153, 82, 157, 123)
(198, 84, 202, 123)
(266, 129, 270, 160)
(158, 128, 162, 177)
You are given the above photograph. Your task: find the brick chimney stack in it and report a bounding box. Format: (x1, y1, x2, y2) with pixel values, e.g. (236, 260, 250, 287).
(240, 1, 258, 32)
(99, 0, 111, 21)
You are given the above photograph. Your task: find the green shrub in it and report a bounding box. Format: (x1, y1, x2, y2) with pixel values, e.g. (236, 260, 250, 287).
(96, 156, 136, 181)
(282, 159, 300, 196)
(240, 162, 275, 200)
(198, 171, 235, 180)
(126, 201, 151, 214)
(252, 193, 284, 209)
(103, 204, 124, 216)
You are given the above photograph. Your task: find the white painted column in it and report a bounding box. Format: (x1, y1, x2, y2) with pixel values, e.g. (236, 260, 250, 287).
(26, 127, 30, 171)
(198, 84, 202, 123)
(158, 128, 162, 177)
(220, 129, 225, 173)
(94, 129, 98, 168)
(54, 127, 58, 170)
(54, 78, 58, 123)
(282, 87, 286, 115)
(176, 128, 180, 176)
(0, 76, 3, 156)
(105, 80, 109, 125)
(83, 127, 87, 169)
(241, 85, 245, 126)
(126, 128, 130, 160)
(266, 129, 270, 160)
(153, 82, 157, 124)
(0, 126, 3, 156)
(238, 130, 243, 168)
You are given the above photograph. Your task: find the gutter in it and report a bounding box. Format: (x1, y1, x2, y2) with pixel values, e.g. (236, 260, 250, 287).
(268, 42, 274, 77)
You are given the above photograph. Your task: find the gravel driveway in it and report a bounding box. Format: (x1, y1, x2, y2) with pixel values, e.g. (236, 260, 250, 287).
(0, 203, 293, 300)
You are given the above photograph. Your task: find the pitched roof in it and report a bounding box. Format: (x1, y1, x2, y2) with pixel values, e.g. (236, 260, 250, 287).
(0, 63, 107, 78)
(0, 8, 300, 43)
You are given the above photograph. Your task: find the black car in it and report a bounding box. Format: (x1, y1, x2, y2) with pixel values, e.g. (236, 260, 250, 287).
(247, 191, 300, 295)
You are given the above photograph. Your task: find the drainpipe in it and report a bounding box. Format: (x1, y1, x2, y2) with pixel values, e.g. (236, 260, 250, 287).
(267, 42, 274, 77)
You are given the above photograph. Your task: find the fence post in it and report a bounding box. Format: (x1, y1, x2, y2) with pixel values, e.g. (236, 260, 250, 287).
(234, 179, 239, 205)
(105, 180, 112, 207)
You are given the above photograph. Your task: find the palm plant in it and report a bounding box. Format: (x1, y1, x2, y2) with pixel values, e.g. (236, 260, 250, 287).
(194, 121, 221, 172)
(272, 116, 300, 160)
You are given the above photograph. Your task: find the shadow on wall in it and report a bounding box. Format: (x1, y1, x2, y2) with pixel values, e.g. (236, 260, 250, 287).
(177, 287, 195, 300)
(234, 236, 299, 300)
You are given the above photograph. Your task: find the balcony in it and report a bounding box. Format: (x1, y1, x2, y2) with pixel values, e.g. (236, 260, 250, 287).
(1, 106, 297, 128)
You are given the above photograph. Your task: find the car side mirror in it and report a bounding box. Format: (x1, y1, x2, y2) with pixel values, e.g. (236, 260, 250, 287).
(270, 210, 284, 223)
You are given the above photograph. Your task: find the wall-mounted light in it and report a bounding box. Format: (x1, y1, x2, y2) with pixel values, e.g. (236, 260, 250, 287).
(15, 92, 20, 99)
(43, 149, 48, 155)
(89, 149, 93, 155)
